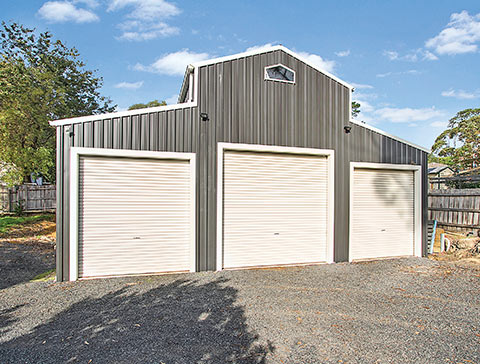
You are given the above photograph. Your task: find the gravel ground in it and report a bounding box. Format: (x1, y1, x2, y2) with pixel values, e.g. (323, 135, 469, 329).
(0, 241, 55, 290)
(0, 257, 479, 364)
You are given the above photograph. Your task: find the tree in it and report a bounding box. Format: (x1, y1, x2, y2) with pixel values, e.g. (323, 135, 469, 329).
(128, 100, 167, 110)
(431, 108, 480, 170)
(0, 22, 115, 186)
(351, 101, 361, 118)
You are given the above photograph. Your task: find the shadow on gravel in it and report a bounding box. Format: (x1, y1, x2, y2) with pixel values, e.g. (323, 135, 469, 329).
(0, 242, 55, 290)
(0, 305, 25, 334)
(0, 278, 274, 363)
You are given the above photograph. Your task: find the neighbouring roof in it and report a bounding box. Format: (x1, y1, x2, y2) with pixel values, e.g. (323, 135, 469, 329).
(428, 163, 455, 175)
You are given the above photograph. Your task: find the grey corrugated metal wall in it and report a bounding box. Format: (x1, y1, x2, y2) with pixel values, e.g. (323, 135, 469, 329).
(55, 49, 428, 281)
(197, 49, 427, 264)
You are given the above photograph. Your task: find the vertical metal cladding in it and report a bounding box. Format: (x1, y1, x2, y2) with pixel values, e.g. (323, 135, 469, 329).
(56, 108, 199, 280)
(197, 49, 428, 265)
(55, 48, 428, 281)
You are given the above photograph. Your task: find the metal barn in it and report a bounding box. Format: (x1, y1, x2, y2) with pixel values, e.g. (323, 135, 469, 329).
(51, 46, 429, 281)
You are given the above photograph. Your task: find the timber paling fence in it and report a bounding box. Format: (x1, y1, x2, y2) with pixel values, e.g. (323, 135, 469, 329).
(1, 184, 478, 231)
(428, 188, 480, 233)
(0, 184, 56, 213)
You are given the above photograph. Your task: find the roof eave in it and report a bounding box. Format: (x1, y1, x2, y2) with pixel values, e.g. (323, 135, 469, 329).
(191, 45, 354, 90)
(350, 119, 431, 153)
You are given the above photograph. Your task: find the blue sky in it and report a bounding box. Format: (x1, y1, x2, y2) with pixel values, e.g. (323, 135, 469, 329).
(2, 1, 480, 150)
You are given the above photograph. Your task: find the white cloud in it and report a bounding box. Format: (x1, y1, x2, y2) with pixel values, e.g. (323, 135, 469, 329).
(376, 72, 392, 78)
(135, 49, 210, 76)
(117, 22, 178, 41)
(374, 107, 445, 123)
(114, 81, 144, 89)
(354, 99, 375, 113)
(423, 50, 439, 60)
(244, 44, 336, 73)
(108, 0, 180, 19)
(430, 121, 448, 128)
(353, 92, 378, 101)
(37, 1, 99, 23)
(335, 50, 350, 57)
(351, 83, 374, 90)
(75, 0, 99, 8)
(108, 0, 181, 41)
(246, 43, 278, 52)
(441, 89, 479, 99)
(376, 69, 420, 78)
(426, 10, 480, 55)
(297, 51, 335, 73)
(383, 50, 399, 60)
(165, 94, 179, 104)
(383, 49, 438, 62)
(404, 69, 420, 75)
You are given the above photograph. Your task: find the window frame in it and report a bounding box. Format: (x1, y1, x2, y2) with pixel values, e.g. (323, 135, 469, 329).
(264, 64, 296, 84)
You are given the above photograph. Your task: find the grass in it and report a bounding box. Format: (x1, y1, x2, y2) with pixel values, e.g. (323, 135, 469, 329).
(0, 214, 54, 234)
(30, 268, 56, 282)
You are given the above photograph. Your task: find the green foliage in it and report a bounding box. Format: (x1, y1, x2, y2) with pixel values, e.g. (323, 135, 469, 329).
(431, 108, 480, 170)
(13, 199, 25, 216)
(427, 154, 454, 167)
(128, 100, 167, 110)
(351, 101, 361, 118)
(31, 268, 56, 282)
(0, 22, 116, 186)
(0, 213, 51, 233)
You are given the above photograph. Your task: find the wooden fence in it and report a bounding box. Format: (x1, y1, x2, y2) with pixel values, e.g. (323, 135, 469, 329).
(428, 189, 480, 233)
(0, 184, 56, 213)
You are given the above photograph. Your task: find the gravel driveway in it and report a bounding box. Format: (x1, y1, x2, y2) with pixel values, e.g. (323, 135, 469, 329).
(0, 257, 479, 364)
(0, 241, 55, 290)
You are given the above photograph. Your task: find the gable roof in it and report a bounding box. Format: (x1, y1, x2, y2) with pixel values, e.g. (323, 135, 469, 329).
(190, 45, 354, 90)
(47, 45, 430, 153)
(428, 166, 454, 174)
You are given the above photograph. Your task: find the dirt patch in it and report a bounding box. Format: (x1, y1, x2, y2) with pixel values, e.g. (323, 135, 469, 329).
(428, 230, 480, 270)
(0, 214, 55, 248)
(0, 213, 56, 289)
(429, 252, 480, 270)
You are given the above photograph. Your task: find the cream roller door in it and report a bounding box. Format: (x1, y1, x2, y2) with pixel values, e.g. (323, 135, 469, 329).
(350, 168, 415, 260)
(78, 155, 193, 278)
(222, 151, 329, 269)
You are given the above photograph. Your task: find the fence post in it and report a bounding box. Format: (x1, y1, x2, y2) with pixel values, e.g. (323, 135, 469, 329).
(8, 188, 13, 212)
(428, 188, 480, 233)
(24, 185, 29, 211)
